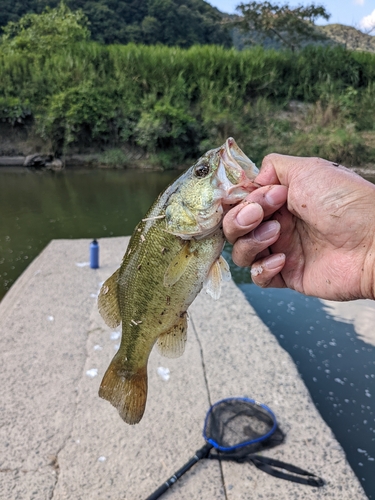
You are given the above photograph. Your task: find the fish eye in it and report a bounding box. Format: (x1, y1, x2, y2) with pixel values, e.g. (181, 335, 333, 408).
(194, 163, 210, 178)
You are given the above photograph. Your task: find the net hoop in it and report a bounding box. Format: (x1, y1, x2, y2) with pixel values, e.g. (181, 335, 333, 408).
(203, 396, 278, 452)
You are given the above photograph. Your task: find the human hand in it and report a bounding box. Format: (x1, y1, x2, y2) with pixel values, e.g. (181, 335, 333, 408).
(223, 154, 375, 301)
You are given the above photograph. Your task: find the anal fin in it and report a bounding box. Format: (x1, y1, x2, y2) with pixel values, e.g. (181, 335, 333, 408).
(156, 313, 188, 358)
(203, 255, 231, 300)
(98, 268, 121, 328)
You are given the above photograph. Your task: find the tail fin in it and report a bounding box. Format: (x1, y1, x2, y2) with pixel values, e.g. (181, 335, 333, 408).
(99, 358, 147, 425)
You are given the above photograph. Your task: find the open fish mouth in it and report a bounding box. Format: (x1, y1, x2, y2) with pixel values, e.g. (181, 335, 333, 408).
(166, 137, 260, 239)
(217, 137, 260, 204)
(222, 137, 259, 181)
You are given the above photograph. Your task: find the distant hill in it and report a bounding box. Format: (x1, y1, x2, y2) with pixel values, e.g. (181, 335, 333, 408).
(1, 1, 374, 53)
(319, 24, 375, 53)
(230, 21, 375, 53)
(0, 0, 232, 47)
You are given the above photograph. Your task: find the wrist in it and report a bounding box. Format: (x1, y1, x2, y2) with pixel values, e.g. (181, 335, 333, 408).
(364, 236, 375, 301)
(371, 239, 375, 301)
(359, 180, 375, 301)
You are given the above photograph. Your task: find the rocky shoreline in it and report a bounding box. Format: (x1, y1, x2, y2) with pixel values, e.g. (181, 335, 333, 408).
(0, 153, 168, 171)
(0, 154, 64, 170)
(0, 124, 169, 170)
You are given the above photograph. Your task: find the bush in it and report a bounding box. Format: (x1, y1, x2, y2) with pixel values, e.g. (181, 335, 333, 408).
(0, 42, 374, 166)
(98, 148, 129, 168)
(0, 96, 32, 125)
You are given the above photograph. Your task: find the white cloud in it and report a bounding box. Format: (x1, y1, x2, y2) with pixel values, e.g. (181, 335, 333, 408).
(354, 0, 365, 5)
(359, 8, 375, 32)
(321, 299, 375, 348)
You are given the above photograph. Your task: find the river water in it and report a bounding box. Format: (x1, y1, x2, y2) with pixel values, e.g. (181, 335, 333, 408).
(1, 167, 374, 498)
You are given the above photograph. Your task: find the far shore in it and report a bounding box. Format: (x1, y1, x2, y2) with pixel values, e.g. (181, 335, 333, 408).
(0, 153, 374, 176)
(0, 153, 184, 171)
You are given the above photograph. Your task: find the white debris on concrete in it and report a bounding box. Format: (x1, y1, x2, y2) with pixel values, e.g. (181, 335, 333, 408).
(86, 368, 98, 378)
(157, 366, 170, 381)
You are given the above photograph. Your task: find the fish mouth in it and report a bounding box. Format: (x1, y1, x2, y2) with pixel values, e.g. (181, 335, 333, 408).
(217, 137, 260, 205)
(222, 137, 259, 182)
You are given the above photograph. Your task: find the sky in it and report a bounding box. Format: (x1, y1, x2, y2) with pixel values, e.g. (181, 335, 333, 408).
(207, 0, 375, 32)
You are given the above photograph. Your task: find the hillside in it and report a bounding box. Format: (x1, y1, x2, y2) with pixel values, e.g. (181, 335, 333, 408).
(319, 24, 375, 53)
(2, 1, 374, 53)
(231, 20, 375, 53)
(0, 0, 231, 47)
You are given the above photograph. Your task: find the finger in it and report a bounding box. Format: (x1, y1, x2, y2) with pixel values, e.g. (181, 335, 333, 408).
(256, 153, 336, 189)
(244, 185, 287, 219)
(250, 253, 286, 288)
(231, 220, 281, 267)
(223, 185, 287, 244)
(223, 201, 263, 245)
(254, 155, 281, 186)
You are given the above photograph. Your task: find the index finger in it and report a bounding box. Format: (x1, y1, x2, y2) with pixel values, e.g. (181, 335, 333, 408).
(255, 153, 336, 187)
(223, 184, 287, 244)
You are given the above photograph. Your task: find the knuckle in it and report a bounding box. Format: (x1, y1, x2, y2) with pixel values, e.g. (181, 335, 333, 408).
(222, 225, 237, 244)
(223, 212, 241, 241)
(232, 237, 266, 268)
(231, 252, 249, 268)
(261, 153, 279, 167)
(257, 278, 271, 288)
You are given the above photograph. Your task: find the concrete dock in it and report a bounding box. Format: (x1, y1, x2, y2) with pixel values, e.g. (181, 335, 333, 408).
(0, 237, 367, 499)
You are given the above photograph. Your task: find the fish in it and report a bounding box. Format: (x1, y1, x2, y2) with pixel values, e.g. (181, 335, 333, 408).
(97, 137, 259, 424)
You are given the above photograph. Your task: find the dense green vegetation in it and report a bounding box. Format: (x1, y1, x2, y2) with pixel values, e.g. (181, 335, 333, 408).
(0, 0, 231, 47)
(1, 41, 374, 168)
(0, 3, 374, 169)
(1, 3, 90, 55)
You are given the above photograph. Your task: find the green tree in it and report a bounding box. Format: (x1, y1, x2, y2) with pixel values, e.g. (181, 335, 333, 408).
(235, 1, 330, 51)
(0, 0, 43, 29)
(0, 0, 231, 47)
(0, 2, 90, 55)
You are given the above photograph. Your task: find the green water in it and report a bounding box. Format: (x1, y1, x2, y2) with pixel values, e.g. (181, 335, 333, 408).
(0, 168, 179, 299)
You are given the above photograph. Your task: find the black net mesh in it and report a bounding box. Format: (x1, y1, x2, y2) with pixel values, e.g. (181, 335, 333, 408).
(203, 397, 284, 458)
(146, 396, 324, 499)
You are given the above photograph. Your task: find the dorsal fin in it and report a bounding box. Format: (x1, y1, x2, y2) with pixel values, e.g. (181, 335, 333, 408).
(98, 268, 122, 328)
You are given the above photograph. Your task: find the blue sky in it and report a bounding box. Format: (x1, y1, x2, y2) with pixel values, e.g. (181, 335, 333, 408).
(207, 0, 375, 32)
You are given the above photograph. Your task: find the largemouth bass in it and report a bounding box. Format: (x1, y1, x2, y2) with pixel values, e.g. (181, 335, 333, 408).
(98, 138, 258, 424)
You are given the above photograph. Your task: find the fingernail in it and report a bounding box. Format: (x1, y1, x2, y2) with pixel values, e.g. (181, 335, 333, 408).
(265, 185, 287, 206)
(251, 265, 263, 277)
(264, 253, 285, 270)
(253, 220, 280, 242)
(236, 203, 262, 227)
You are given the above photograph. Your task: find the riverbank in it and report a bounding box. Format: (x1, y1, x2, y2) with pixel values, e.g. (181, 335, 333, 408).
(1, 112, 375, 173)
(1, 154, 374, 174)
(0, 124, 189, 170)
(1, 44, 375, 170)
(0, 152, 180, 171)
(0, 236, 367, 499)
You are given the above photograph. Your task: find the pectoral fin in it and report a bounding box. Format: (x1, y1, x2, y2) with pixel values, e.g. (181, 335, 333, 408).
(156, 313, 188, 358)
(203, 255, 231, 300)
(98, 268, 122, 328)
(163, 242, 194, 287)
